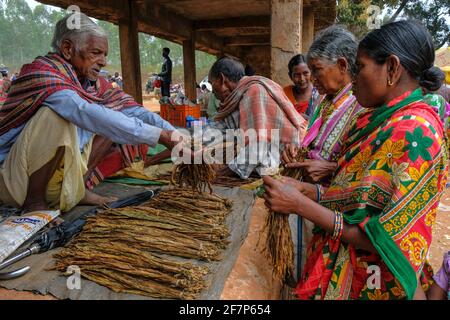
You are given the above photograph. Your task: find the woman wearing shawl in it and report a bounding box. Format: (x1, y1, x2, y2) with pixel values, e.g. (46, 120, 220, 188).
(282, 26, 364, 185)
(263, 20, 447, 300)
(280, 26, 365, 276)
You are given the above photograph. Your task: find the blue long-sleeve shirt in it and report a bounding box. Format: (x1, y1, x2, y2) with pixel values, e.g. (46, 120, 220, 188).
(0, 89, 175, 165)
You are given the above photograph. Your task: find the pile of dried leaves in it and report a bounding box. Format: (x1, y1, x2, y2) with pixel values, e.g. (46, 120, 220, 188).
(171, 164, 216, 194)
(159, 173, 258, 188)
(53, 187, 233, 300)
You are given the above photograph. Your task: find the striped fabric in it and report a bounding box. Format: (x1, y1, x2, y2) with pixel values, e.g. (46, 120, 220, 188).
(0, 53, 139, 135)
(215, 76, 306, 146)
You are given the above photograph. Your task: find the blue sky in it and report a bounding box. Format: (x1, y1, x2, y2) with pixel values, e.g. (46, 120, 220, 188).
(25, 0, 39, 9)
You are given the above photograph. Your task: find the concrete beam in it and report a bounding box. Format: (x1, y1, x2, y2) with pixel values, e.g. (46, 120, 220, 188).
(271, 0, 303, 86)
(119, 0, 143, 104)
(38, 0, 126, 23)
(38, 0, 235, 57)
(183, 35, 197, 101)
(302, 6, 315, 53)
(194, 16, 270, 31)
(224, 35, 270, 46)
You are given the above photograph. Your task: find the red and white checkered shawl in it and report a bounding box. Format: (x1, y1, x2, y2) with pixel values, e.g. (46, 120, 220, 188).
(0, 53, 139, 136)
(215, 76, 307, 145)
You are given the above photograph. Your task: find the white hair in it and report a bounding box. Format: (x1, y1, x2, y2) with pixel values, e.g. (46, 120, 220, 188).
(51, 13, 107, 53)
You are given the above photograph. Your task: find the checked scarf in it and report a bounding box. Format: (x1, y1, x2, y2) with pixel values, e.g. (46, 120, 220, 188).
(214, 76, 306, 146)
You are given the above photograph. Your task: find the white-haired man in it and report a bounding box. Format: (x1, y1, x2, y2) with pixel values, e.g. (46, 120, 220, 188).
(0, 14, 178, 213)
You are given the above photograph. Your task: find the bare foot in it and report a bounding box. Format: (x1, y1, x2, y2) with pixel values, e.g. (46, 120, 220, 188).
(80, 190, 118, 207)
(22, 202, 50, 213)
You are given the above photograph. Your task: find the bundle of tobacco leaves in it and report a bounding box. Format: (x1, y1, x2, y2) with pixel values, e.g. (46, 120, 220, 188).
(263, 148, 307, 285)
(53, 187, 233, 300)
(171, 163, 216, 194)
(160, 173, 257, 188)
(170, 137, 217, 194)
(211, 175, 258, 188)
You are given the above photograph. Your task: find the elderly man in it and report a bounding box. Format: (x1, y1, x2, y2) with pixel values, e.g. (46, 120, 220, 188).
(0, 14, 177, 213)
(207, 57, 307, 179)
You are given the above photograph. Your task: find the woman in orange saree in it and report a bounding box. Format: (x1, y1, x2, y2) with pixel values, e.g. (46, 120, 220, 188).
(262, 20, 447, 300)
(283, 54, 321, 118)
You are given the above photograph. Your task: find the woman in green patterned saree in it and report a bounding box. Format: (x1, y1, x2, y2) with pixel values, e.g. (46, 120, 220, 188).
(263, 20, 447, 300)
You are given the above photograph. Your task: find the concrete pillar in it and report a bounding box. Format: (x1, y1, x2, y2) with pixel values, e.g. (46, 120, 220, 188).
(302, 7, 314, 54)
(119, 0, 143, 104)
(270, 0, 303, 87)
(183, 34, 197, 101)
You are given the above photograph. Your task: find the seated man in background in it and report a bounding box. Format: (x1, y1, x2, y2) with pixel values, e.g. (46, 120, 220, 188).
(0, 13, 178, 213)
(207, 57, 307, 179)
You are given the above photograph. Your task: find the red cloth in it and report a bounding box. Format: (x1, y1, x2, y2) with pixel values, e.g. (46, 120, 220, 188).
(294, 101, 309, 114)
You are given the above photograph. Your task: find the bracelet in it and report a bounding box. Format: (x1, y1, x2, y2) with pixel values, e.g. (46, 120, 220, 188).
(332, 210, 344, 240)
(315, 184, 323, 202)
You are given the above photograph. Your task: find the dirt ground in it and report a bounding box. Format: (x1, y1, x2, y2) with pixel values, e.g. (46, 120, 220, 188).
(430, 187, 450, 271)
(142, 92, 161, 113)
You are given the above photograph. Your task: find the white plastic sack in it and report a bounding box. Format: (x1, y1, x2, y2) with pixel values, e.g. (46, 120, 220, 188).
(0, 210, 60, 263)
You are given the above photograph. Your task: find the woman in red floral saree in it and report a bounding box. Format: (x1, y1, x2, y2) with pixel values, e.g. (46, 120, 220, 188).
(262, 20, 447, 300)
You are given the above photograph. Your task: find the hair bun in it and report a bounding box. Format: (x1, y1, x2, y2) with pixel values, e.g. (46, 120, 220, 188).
(420, 66, 445, 92)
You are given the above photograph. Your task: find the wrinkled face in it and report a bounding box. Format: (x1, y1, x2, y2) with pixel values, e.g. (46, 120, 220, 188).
(290, 63, 311, 90)
(62, 35, 108, 82)
(208, 73, 236, 102)
(353, 49, 388, 108)
(308, 58, 347, 95)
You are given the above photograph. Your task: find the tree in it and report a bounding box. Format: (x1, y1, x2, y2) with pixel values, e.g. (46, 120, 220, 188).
(336, 0, 372, 39)
(403, 0, 450, 49)
(337, 0, 450, 48)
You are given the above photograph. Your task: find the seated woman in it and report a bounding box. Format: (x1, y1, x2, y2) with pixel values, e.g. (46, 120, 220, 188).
(283, 54, 321, 118)
(263, 20, 447, 300)
(282, 26, 364, 185)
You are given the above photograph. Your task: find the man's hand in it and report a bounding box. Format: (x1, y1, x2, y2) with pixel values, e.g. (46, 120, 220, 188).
(158, 130, 193, 161)
(285, 159, 337, 183)
(158, 130, 176, 150)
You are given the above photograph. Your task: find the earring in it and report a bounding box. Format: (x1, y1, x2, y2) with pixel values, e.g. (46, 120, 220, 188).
(387, 78, 393, 86)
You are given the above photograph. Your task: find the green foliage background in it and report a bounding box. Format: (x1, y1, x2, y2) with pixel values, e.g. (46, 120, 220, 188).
(0, 0, 216, 83)
(0, 0, 448, 84)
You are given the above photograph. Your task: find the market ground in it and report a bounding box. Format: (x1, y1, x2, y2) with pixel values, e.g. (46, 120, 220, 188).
(142, 93, 161, 113)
